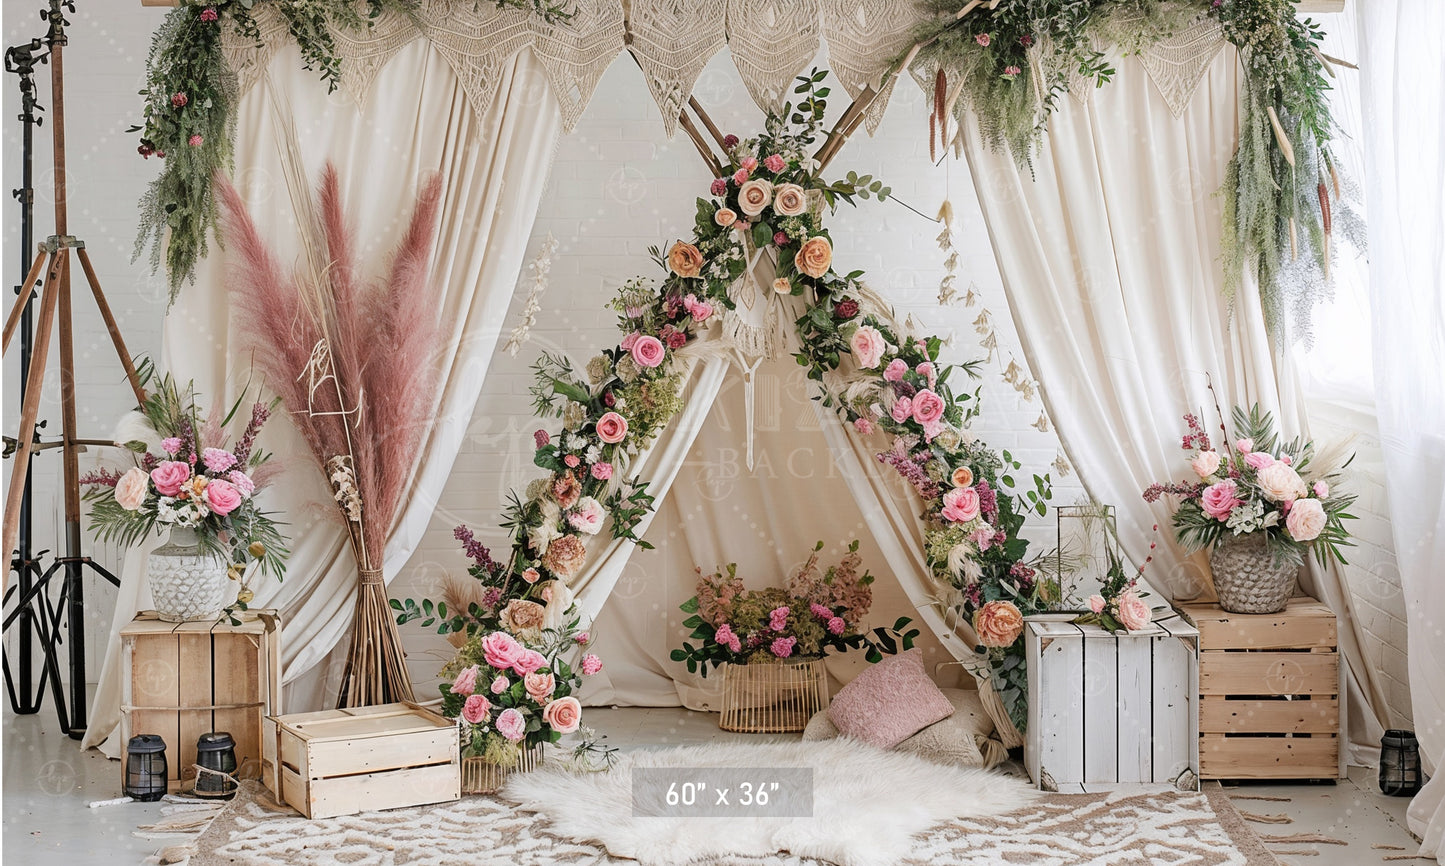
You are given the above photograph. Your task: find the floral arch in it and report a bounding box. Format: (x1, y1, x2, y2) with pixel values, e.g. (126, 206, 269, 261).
(398, 73, 1054, 740)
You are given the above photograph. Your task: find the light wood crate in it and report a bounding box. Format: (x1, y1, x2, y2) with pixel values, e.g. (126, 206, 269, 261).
(1180, 597, 1345, 780)
(719, 658, 829, 733)
(120, 610, 281, 794)
(1024, 612, 1200, 792)
(267, 702, 460, 819)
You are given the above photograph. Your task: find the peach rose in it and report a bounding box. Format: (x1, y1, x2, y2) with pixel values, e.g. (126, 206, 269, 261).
(973, 600, 1024, 648)
(114, 467, 150, 511)
(501, 599, 547, 633)
(849, 324, 886, 369)
(794, 236, 833, 278)
(1285, 497, 1327, 542)
(1191, 450, 1221, 478)
(1257, 461, 1307, 502)
(950, 466, 974, 488)
(773, 183, 807, 217)
(524, 671, 556, 702)
(1117, 590, 1152, 631)
(772, 277, 792, 294)
(595, 412, 628, 444)
(543, 695, 582, 734)
(667, 241, 704, 278)
(714, 207, 737, 228)
(737, 178, 773, 216)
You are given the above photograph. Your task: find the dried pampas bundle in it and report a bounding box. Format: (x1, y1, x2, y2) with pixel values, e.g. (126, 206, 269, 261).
(216, 164, 445, 707)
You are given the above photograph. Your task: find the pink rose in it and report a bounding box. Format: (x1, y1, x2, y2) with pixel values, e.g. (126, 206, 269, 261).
(770, 636, 797, 658)
(891, 397, 913, 423)
(461, 694, 492, 725)
(171, 91, 188, 108)
(916, 362, 937, 388)
(1313, 480, 1329, 498)
(689, 300, 713, 322)
(564, 454, 580, 468)
(853, 417, 875, 435)
(480, 631, 523, 670)
(1235, 438, 1254, 454)
(631, 335, 666, 368)
(524, 671, 556, 701)
(114, 467, 150, 511)
(884, 359, 908, 382)
(543, 696, 582, 734)
(581, 654, 603, 675)
(1200, 479, 1244, 521)
(1244, 451, 1275, 470)
(975, 32, 991, 47)
(942, 486, 981, 523)
(452, 665, 479, 697)
(228, 471, 256, 495)
(591, 462, 613, 481)
(710, 178, 728, 196)
(763, 153, 786, 173)
(495, 707, 527, 741)
(1285, 498, 1327, 542)
(849, 325, 886, 369)
(911, 389, 946, 425)
(511, 649, 548, 677)
(774, 230, 789, 246)
(149, 460, 191, 496)
(567, 496, 605, 535)
(826, 617, 846, 635)
(522, 567, 541, 584)
(161, 437, 183, 455)
(1117, 590, 1152, 631)
(1191, 450, 1221, 478)
(620, 331, 641, 351)
(1088, 595, 1106, 614)
(595, 412, 629, 444)
(740, 156, 758, 172)
(491, 675, 509, 695)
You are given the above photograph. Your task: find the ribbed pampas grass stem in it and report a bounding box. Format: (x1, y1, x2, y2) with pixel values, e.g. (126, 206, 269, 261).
(216, 164, 444, 707)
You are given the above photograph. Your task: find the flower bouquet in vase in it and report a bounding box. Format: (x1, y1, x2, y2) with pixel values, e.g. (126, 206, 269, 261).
(82, 368, 287, 622)
(1145, 404, 1356, 614)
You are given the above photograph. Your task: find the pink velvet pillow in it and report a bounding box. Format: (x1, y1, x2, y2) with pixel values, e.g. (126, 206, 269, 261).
(826, 649, 955, 749)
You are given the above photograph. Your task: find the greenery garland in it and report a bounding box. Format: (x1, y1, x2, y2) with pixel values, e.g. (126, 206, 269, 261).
(133, 0, 572, 305)
(910, 0, 1358, 341)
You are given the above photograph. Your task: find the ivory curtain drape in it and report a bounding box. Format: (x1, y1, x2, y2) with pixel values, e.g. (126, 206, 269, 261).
(83, 41, 560, 751)
(958, 46, 1390, 756)
(1357, 0, 1445, 853)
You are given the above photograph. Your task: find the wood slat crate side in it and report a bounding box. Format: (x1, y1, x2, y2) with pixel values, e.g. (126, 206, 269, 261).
(1181, 600, 1336, 650)
(213, 631, 263, 780)
(1199, 651, 1338, 695)
(1199, 697, 1339, 733)
(305, 728, 456, 779)
(1199, 734, 1339, 779)
(303, 763, 461, 820)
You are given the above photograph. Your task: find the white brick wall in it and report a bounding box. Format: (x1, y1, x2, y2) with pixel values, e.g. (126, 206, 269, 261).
(2, 3, 1407, 731)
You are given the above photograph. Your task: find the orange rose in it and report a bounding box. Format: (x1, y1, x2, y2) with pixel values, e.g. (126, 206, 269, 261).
(667, 241, 704, 278)
(772, 277, 791, 294)
(973, 600, 1024, 648)
(794, 236, 832, 278)
(714, 207, 737, 228)
(950, 466, 973, 488)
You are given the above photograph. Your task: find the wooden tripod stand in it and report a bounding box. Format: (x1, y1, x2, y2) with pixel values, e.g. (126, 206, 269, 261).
(1, 0, 146, 735)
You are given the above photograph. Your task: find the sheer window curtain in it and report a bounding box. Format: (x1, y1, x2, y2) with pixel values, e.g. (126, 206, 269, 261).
(958, 46, 1390, 755)
(83, 41, 560, 751)
(1357, 0, 1445, 854)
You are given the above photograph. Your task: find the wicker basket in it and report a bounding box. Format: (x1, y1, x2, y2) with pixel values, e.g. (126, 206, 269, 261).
(461, 743, 543, 795)
(1209, 533, 1298, 614)
(719, 658, 828, 733)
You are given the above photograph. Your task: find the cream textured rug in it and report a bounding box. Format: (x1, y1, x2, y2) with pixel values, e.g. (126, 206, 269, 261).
(181, 755, 1279, 866)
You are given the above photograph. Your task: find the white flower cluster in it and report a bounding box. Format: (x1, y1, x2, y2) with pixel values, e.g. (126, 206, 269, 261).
(156, 497, 208, 527)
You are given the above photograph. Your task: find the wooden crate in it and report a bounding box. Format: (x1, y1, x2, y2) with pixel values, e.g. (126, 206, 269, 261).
(1181, 597, 1345, 780)
(268, 702, 460, 819)
(120, 610, 281, 794)
(1024, 611, 1200, 792)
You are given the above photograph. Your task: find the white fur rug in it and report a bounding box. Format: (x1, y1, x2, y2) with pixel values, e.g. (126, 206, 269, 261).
(498, 739, 1039, 866)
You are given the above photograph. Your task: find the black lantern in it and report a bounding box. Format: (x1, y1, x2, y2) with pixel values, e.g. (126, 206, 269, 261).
(125, 734, 169, 802)
(195, 731, 238, 799)
(1380, 729, 1423, 797)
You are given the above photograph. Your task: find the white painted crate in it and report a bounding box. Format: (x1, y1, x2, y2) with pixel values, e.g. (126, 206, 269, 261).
(1024, 612, 1200, 792)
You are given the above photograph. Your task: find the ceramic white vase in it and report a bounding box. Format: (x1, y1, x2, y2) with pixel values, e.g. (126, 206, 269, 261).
(148, 526, 231, 622)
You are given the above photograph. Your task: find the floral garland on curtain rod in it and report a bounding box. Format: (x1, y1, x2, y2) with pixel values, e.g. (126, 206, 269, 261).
(394, 74, 1055, 735)
(911, 0, 1361, 341)
(130, 0, 570, 305)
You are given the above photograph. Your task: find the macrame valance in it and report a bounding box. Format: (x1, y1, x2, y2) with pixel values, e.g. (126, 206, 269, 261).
(223, 0, 1227, 139)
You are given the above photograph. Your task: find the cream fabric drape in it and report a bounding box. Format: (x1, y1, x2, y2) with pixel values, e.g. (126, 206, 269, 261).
(83, 41, 560, 751)
(958, 46, 1389, 754)
(1357, 0, 1445, 854)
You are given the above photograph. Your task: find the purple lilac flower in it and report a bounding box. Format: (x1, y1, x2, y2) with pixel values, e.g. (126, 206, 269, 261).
(876, 449, 941, 500)
(232, 402, 270, 466)
(454, 524, 500, 575)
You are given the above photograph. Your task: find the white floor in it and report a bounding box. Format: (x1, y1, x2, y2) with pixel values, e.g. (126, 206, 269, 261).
(2, 702, 1423, 865)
